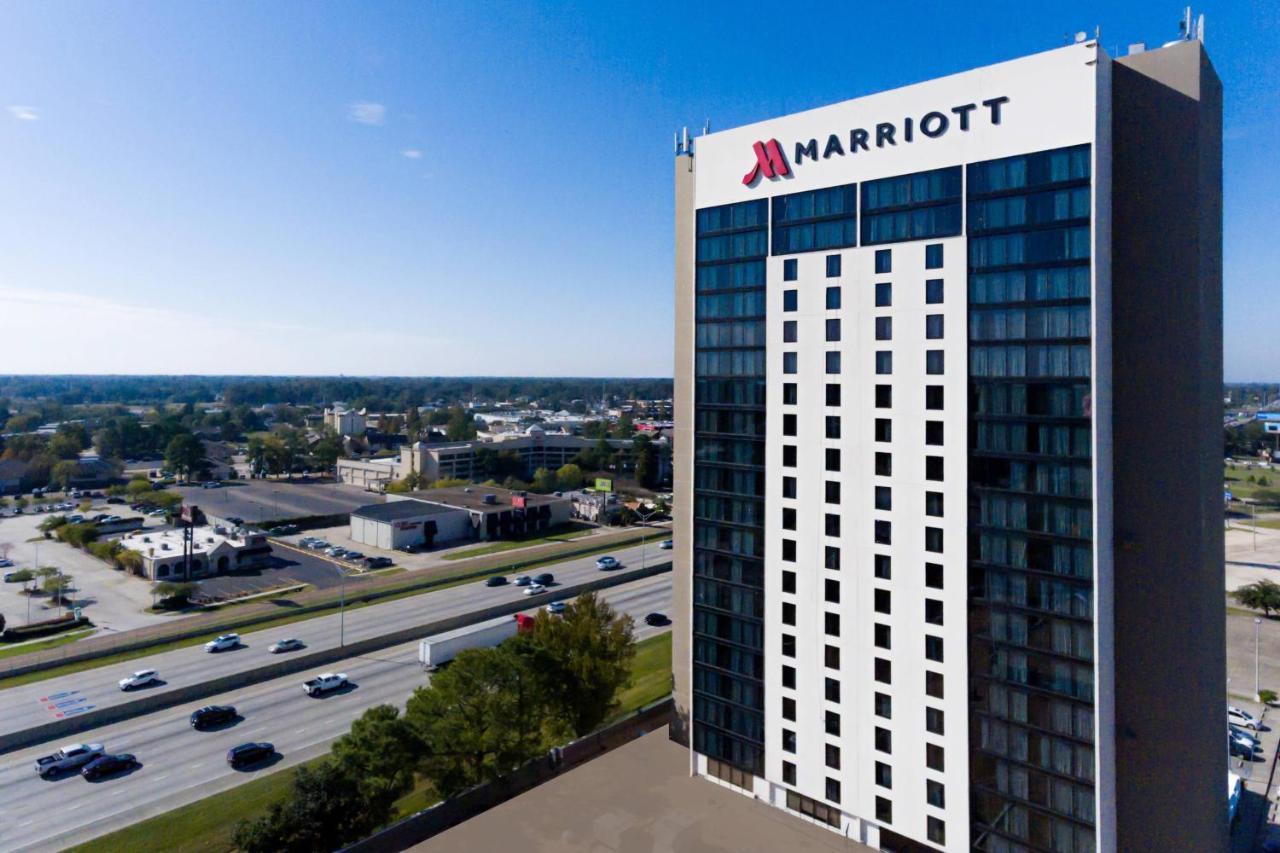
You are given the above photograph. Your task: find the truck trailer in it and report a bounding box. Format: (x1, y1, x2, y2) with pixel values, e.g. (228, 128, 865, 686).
(418, 614, 533, 670)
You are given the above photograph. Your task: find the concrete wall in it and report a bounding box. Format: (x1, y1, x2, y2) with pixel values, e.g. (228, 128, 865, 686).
(671, 150, 695, 747)
(1109, 40, 1225, 853)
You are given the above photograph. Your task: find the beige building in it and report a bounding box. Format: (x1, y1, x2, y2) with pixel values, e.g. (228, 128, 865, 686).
(117, 526, 272, 581)
(323, 406, 367, 437)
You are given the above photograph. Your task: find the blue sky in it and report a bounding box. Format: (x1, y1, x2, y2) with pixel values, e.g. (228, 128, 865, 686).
(0, 1, 1275, 379)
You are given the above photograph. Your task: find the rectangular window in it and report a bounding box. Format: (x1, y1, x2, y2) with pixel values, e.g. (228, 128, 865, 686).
(874, 657, 891, 684)
(875, 623, 891, 649)
(925, 562, 944, 589)
(926, 744, 945, 772)
(826, 318, 841, 341)
(782, 476, 797, 499)
(875, 485, 892, 511)
(782, 601, 796, 625)
(925, 491, 943, 517)
(782, 634, 796, 657)
(783, 760, 796, 785)
(926, 671, 944, 699)
(784, 289, 798, 311)
(926, 314, 944, 339)
(925, 635, 944, 663)
(826, 743, 841, 770)
(876, 761, 893, 789)
(925, 420, 944, 445)
(874, 553, 891, 579)
(782, 665, 796, 688)
(926, 350, 944, 374)
(874, 588, 891, 614)
(783, 413, 797, 436)
(926, 385, 944, 410)
(783, 729, 797, 753)
(825, 578, 840, 603)
(875, 452, 892, 476)
(875, 519, 892, 544)
(824, 545, 841, 570)
(926, 278, 944, 304)
(875, 281, 892, 307)
(826, 383, 841, 406)
(825, 351, 841, 374)
(783, 382, 798, 405)
(783, 352, 798, 374)
(825, 644, 840, 669)
(876, 797, 893, 824)
(927, 780, 946, 808)
(783, 258, 798, 281)
(925, 526, 944, 553)
(783, 320, 798, 343)
(825, 448, 841, 472)
(825, 711, 841, 737)
(783, 570, 796, 593)
(928, 817, 946, 845)
(826, 777, 841, 805)
(925, 243, 944, 269)
(781, 506, 796, 530)
(824, 612, 840, 637)
(826, 254, 842, 277)
(824, 513, 841, 537)
(782, 538, 796, 561)
(875, 418, 892, 442)
(876, 385, 892, 408)
(875, 726, 892, 754)
(825, 480, 841, 504)
(825, 415, 841, 439)
(925, 456, 943, 481)
(782, 696, 796, 721)
(875, 248, 892, 273)
(875, 693, 892, 719)
(826, 286, 841, 309)
(783, 445, 797, 467)
(926, 706, 945, 735)
(875, 316, 893, 340)
(876, 351, 893, 375)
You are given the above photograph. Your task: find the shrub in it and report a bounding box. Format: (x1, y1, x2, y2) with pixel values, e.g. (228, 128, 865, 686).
(1261, 689, 1278, 706)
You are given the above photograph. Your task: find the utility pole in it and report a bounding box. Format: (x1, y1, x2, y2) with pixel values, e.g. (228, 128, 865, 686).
(1255, 617, 1263, 702)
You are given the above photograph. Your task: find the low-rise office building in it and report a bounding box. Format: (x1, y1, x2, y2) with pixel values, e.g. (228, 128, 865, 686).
(349, 485, 572, 550)
(117, 526, 272, 581)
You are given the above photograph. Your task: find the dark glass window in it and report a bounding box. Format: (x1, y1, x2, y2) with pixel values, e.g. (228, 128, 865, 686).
(862, 167, 963, 245)
(782, 729, 797, 753)
(928, 817, 946, 845)
(875, 418, 892, 442)
(926, 671, 944, 699)
(876, 351, 893, 375)
(826, 286, 841, 309)
(783, 382, 797, 405)
(926, 314, 944, 339)
(875, 281, 892, 307)
(783, 258, 798, 281)
(783, 320, 798, 343)
(875, 726, 892, 753)
(781, 506, 796, 530)
(875, 248, 892, 273)
(876, 761, 893, 789)
(926, 350, 944, 375)
(825, 480, 841, 504)
(925, 420, 943, 445)
(824, 546, 841, 570)
(927, 780, 945, 808)
(925, 456, 943, 481)
(772, 184, 858, 256)
(824, 513, 840, 537)
(782, 634, 796, 658)
(782, 664, 796, 688)
(926, 278, 944, 304)
(875, 452, 892, 476)
(926, 598, 944, 625)
(824, 644, 840, 669)
(782, 476, 797, 499)
(826, 318, 841, 341)
(874, 657, 892, 684)
(925, 491, 944, 517)
(875, 623, 891, 649)
(783, 445, 797, 467)
(926, 385, 944, 410)
(875, 485, 892, 511)
(876, 385, 892, 408)
(782, 538, 796, 561)
(825, 416, 841, 439)
(826, 255, 842, 277)
(824, 611, 840, 637)
(825, 351, 841, 375)
(874, 588, 891, 614)
(826, 777, 842, 805)
(783, 290, 798, 311)
(782, 352, 797, 374)
(825, 448, 841, 472)
(926, 744, 944, 772)
(825, 578, 840, 603)
(876, 797, 893, 824)
(875, 316, 893, 340)
(925, 635, 944, 662)
(925, 527, 943, 553)
(875, 519, 892, 544)
(782, 570, 796, 593)
(783, 760, 796, 784)
(925, 562, 943, 589)
(875, 693, 892, 719)
(826, 383, 841, 406)
(926, 243, 944, 269)
(874, 553, 891, 579)
(782, 696, 796, 720)
(782, 413, 797, 436)
(826, 743, 841, 770)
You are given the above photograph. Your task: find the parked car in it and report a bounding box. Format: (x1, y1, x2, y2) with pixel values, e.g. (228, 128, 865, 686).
(202, 481, 222, 489)
(34, 743, 105, 777)
(545, 601, 566, 615)
(81, 753, 138, 780)
(106, 496, 125, 505)
(306, 540, 330, 550)
(101, 515, 123, 523)
(0, 558, 14, 569)
(1230, 725, 1261, 751)
(268, 638, 304, 654)
(1229, 706, 1261, 730)
(118, 669, 159, 691)
(659, 539, 673, 550)
(324, 547, 344, 557)
(342, 551, 365, 562)
(524, 584, 546, 596)
(204, 634, 241, 653)
(147, 508, 167, 517)
(514, 575, 532, 586)
(3, 571, 23, 582)
(485, 575, 507, 587)
(644, 612, 669, 626)
(533, 573, 554, 586)
(1230, 733, 1256, 759)
(67, 514, 85, 524)
(363, 556, 393, 569)
(190, 705, 238, 729)
(226, 742, 275, 768)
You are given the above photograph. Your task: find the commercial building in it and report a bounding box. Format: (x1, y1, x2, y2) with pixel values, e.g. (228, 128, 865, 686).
(117, 526, 272, 581)
(324, 406, 367, 437)
(673, 35, 1222, 853)
(349, 485, 573, 550)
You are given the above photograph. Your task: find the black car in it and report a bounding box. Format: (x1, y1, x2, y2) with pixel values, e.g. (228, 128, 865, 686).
(363, 556, 393, 569)
(485, 575, 507, 587)
(81, 753, 138, 780)
(190, 705, 237, 729)
(644, 612, 669, 627)
(227, 742, 274, 768)
(533, 573, 554, 586)
(106, 496, 125, 505)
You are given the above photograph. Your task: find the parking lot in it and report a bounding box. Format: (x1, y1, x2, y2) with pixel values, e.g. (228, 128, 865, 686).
(172, 478, 375, 525)
(195, 544, 351, 600)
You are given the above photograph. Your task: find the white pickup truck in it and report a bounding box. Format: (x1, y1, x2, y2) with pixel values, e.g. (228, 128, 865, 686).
(302, 672, 348, 697)
(34, 743, 104, 777)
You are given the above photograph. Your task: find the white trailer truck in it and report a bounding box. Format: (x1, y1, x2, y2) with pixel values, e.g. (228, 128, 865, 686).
(418, 614, 527, 670)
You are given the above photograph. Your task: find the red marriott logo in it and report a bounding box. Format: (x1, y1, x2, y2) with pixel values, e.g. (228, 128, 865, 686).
(742, 139, 789, 186)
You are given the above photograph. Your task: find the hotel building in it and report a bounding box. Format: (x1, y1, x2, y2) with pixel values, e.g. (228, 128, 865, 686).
(672, 35, 1223, 852)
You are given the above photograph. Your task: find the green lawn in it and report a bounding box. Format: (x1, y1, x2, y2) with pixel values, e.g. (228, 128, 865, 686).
(0, 629, 93, 661)
(1225, 467, 1280, 507)
(69, 630, 674, 852)
(440, 525, 595, 560)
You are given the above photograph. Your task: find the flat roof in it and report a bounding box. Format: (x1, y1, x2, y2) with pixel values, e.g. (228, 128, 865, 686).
(401, 485, 565, 513)
(351, 501, 459, 522)
(411, 727, 867, 853)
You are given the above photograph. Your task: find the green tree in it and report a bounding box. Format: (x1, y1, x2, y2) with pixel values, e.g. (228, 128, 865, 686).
(233, 760, 385, 853)
(42, 572, 73, 603)
(329, 705, 418, 808)
(164, 433, 208, 482)
(47, 432, 85, 460)
(126, 478, 155, 500)
(444, 407, 477, 441)
(7, 568, 34, 592)
(632, 434, 657, 489)
(311, 427, 343, 472)
(1234, 579, 1280, 616)
(403, 644, 550, 798)
(555, 463, 584, 491)
(246, 435, 268, 475)
(531, 467, 557, 493)
(517, 591, 636, 735)
(152, 581, 197, 607)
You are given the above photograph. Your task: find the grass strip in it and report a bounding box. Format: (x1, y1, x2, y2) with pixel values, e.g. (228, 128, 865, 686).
(0, 629, 94, 661)
(441, 526, 596, 560)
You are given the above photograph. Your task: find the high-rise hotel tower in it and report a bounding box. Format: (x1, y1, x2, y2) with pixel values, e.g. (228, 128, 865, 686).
(672, 34, 1223, 853)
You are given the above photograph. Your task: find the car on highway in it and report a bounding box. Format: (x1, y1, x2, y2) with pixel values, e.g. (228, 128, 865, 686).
(1229, 706, 1261, 730)
(303, 672, 349, 697)
(545, 601, 566, 615)
(81, 753, 138, 780)
(485, 575, 507, 587)
(204, 633, 241, 653)
(514, 575, 532, 586)
(595, 556, 619, 570)
(533, 572, 554, 586)
(202, 481, 222, 489)
(34, 743, 105, 777)
(227, 742, 275, 768)
(190, 705, 238, 729)
(524, 583, 547, 596)
(118, 669, 159, 691)
(659, 539, 673, 550)
(363, 556, 393, 569)
(269, 638, 304, 654)
(644, 612, 669, 626)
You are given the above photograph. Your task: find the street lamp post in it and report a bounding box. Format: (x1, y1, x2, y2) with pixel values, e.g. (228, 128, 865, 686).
(335, 560, 346, 647)
(634, 504, 659, 569)
(1255, 617, 1263, 702)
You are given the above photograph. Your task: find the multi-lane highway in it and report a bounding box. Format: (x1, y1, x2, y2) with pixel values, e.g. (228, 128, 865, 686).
(0, 574, 671, 853)
(1, 542, 667, 743)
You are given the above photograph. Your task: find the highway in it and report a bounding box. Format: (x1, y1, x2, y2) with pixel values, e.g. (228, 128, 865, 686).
(0, 574, 672, 852)
(0, 541, 668, 744)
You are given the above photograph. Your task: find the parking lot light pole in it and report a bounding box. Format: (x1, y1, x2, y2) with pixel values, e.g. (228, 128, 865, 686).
(1256, 617, 1263, 702)
(336, 560, 346, 647)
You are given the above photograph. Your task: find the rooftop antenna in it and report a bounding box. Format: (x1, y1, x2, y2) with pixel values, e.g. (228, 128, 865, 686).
(682, 126, 689, 154)
(673, 130, 680, 155)
(702, 119, 711, 135)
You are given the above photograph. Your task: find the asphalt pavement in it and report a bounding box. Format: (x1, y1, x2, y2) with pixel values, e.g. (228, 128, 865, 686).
(174, 480, 375, 524)
(0, 542, 664, 745)
(0, 574, 671, 852)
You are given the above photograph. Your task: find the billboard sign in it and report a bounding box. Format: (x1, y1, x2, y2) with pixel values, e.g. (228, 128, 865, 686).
(512, 494, 527, 509)
(595, 478, 613, 493)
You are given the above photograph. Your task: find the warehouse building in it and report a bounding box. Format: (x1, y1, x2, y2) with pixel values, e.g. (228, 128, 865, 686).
(349, 485, 572, 550)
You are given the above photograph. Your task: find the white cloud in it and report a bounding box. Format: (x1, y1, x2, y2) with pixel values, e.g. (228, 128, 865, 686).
(346, 102, 385, 126)
(400, 148, 422, 159)
(8, 105, 38, 121)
